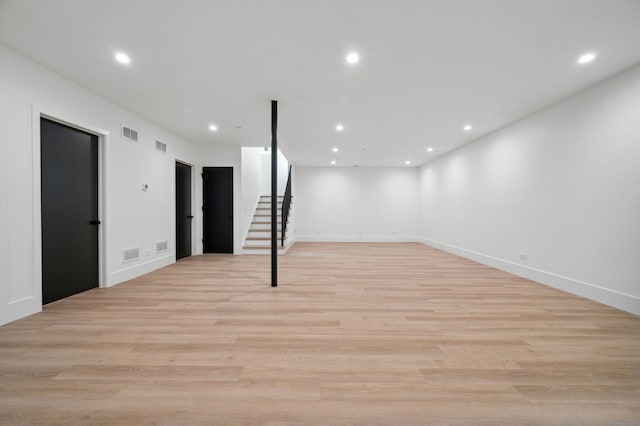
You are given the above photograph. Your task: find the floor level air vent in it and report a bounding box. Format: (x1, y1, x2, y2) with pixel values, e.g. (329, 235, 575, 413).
(121, 124, 139, 142)
(156, 241, 168, 252)
(122, 247, 139, 263)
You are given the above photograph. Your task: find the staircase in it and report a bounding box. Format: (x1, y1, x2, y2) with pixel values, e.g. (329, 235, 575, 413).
(243, 195, 294, 254)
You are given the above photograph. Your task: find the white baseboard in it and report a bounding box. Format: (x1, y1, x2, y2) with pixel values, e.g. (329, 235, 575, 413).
(417, 237, 640, 316)
(1, 254, 176, 326)
(295, 235, 421, 243)
(108, 254, 174, 287)
(3, 295, 41, 326)
(282, 236, 296, 254)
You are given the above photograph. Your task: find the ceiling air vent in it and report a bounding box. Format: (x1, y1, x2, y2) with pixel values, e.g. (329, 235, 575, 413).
(122, 247, 139, 263)
(156, 241, 168, 253)
(121, 124, 139, 142)
(155, 140, 167, 153)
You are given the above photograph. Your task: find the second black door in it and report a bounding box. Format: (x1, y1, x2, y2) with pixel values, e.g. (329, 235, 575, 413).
(202, 167, 233, 253)
(176, 162, 192, 260)
(41, 118, 99, 304)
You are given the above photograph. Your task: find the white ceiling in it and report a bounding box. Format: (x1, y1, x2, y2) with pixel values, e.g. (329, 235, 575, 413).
(1, 0, 640, 167)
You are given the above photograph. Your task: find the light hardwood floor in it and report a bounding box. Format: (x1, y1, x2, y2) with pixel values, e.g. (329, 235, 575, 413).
(1, 243, 639, 425)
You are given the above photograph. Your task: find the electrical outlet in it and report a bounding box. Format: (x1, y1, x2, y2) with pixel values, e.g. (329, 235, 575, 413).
(519, 252, 528, 260)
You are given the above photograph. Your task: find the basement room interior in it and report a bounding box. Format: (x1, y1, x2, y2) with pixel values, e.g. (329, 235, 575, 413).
(0, 0, 639, 424)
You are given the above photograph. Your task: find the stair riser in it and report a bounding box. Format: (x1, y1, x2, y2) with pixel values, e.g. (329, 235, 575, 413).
(259, 197, 286, 202)
(257, 209, 282, 212)
(244, 238, 291, 246)
(243, 249, 288, 255)
(243, 196, 293, 254)
(251, 225, 286, 231)
(248, 231, 284, 237)
(245, 240, 276, 246)
(253, 217, 285, 223)
(251, 223, 271, 230)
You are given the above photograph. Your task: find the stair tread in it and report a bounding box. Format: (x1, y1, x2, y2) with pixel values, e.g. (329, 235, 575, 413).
(243, 247, 289, 250)
(245, 195, 293, 252)
(246, 237, 284, 240)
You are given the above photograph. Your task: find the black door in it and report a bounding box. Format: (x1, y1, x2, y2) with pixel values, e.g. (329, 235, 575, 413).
(202, 167, 233, 253)
(41, 118, 99, 305)
(175, 162, 192, 260)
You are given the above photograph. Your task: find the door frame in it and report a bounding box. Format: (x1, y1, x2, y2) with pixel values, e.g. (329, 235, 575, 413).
(32, 104, 108, 307)
(174, 159, 196, 260)
(202, 166, 234, 254)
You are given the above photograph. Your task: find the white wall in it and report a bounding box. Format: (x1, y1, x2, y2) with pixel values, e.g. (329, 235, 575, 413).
(295, 167, 419, 241)
(2, 42, 638, 323)
(418, 64, 640, 315)
(259, 149, 290, 195)
(0, 45, 202, 325)
(240, 147, 263, 245)
(241, 147, 292, 248)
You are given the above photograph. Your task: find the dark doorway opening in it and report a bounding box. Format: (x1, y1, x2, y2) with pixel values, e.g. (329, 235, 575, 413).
(202, 167, 233, 253)
(40, 117, 99, 305)
(176, 161, 193, 260)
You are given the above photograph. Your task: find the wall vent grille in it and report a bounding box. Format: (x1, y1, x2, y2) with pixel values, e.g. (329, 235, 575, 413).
(156, 241, 168, 252)
(121, 125, 139, 142)
(122, 247, 139, 263)
(155, 140, 167, 152)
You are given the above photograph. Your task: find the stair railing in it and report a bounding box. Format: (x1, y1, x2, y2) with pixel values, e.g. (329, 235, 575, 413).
(281, 165, 293, 247)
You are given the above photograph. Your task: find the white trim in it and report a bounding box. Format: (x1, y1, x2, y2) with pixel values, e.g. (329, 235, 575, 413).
(31, 103, 109, 308)
(201, 166, 240, 254)
(174, 159, 196, 260)
(417, 237, 640, 316)
(8, 295, 35, 305)
(109, 254, 174, 285)
(111, 253, 174, 275)
(295, 235, 421, 243)
(241, 194, 262, 250)
(281, 236, 296, 254)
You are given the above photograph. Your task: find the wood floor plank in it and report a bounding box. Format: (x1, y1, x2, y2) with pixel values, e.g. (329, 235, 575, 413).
(0, 242, 638, 425)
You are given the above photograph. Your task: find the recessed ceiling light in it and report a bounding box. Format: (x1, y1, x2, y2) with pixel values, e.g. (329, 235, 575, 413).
(463, 125, 472, 131)
(346, 51, 360, 65)
(405, 160, 411, 165)
(427, 147, 433, 152)
(332, 147, 339, 153)
(208, 124, 218, 131)
(578, 52, 597, 65)
(336, 124, 344, 132)
(331, 160, 336, 165)
(114, 52, 131, 65)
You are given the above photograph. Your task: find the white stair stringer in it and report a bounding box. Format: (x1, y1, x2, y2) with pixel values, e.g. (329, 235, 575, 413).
(243, 195, 294, 255)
